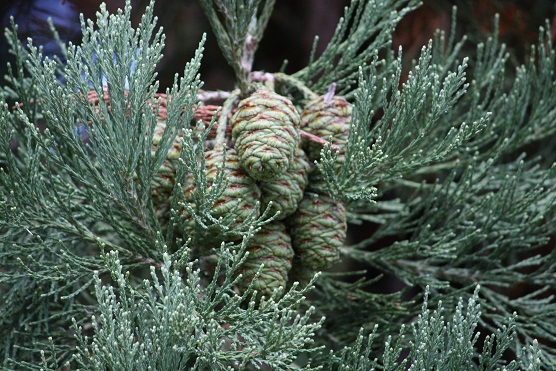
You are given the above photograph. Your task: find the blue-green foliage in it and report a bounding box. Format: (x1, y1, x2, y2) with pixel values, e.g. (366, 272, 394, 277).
(320, 286, 541, 370)
(1, 0, 556, 369)
(69, 247, 321, 370)
(0, 0, 203, 364)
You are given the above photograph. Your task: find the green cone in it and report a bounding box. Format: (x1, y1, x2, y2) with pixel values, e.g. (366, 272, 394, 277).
(301, 95, 351, 162)
(286, 256, 315, 290)
(236, 221, 294, 298)
(231, 89, 300, 181)
(151, 119, 183, 160)
(181, 146, 261, 243)
(306, 168, 330, 195)
(286, 193, 346, 270)
(259, 147, 311, 220)
(151, 165, 175, 229)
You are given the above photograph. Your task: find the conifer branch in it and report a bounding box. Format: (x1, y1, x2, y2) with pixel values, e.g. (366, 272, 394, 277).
(294, 0, 420, 97)
(69, 249, 322, 370)
(2, 0, 556, 368)
(198, 0, 275, 93)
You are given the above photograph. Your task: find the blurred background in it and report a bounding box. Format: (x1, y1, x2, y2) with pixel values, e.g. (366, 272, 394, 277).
(1, 0, 555, 92)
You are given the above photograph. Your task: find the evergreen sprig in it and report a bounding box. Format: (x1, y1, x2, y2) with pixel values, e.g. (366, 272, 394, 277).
(293, 0, 420, 98)
(69, 246, 321, 371)
(2, 0, 556, 369)
(0, 0, 204, 364)
(311, 13, 556, 365)
(341, 157, 556, 361)
(319, 287, 541, 370)
(315, 38, 485, 201)
(171, 116, 273, 251)
(198, 0, 275, 93)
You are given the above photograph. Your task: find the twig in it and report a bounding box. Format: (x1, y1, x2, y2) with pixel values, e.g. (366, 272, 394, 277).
(197, 89, 232, 103)
(248, 71, 276, 92)
(274, 72, 318, 100)
(300, 130, 341, 151)
(215, 89, 241, 146)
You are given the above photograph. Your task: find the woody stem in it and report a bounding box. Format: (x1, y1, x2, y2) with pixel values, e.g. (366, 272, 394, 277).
(214, 89, 241, 146)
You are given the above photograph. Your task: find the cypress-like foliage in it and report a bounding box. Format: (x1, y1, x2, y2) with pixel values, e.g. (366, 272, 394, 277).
(180, 146, 262, 246)
(1, 0, 555, 369)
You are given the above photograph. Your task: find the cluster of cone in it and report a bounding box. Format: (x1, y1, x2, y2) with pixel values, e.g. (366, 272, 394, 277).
(152, 88, 351, 299)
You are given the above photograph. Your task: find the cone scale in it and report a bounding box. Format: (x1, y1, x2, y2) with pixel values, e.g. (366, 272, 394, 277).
(301, 95, 351, 163)
(259, 147, 311, 220)
(286, 193, 347, 270)
(231, 89, 300, 181)
(236, 221, 295, 298)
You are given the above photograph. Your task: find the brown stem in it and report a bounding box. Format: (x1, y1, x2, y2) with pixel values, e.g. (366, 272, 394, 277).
(197, 89, 232, 103)
(300, 130, 341, 151)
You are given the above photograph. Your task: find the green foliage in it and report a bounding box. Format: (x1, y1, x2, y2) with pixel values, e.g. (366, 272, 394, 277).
(68, 247, 321, 370)
(198, 0, 275, 92)
(293, 0, 420, 97)
(318, 286, 541, 370)
(1, 0, 556, 369)
(0, 0, 203, 364)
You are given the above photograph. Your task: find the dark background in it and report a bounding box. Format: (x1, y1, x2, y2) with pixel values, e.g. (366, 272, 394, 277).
(1, 0, 555, 92)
